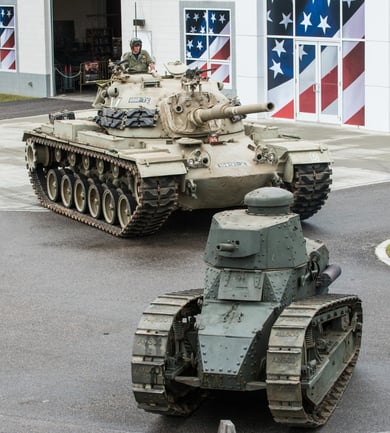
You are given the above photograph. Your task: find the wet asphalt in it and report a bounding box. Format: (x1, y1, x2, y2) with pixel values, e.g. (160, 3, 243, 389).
(0, 97, 93, 120)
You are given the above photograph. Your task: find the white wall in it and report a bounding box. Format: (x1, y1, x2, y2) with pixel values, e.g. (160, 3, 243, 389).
(365, 0, 390, 131)
(121, 0, 181, 73)
(17, 0, 52, 75)
(235, 0, 264, 106)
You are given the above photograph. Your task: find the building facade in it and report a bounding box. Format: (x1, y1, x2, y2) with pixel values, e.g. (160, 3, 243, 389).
(1, 0, 389, 131)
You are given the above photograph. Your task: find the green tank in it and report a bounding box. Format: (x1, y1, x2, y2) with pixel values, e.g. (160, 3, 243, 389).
(23, 61, 332, 237)
(132, 187, 362, 427)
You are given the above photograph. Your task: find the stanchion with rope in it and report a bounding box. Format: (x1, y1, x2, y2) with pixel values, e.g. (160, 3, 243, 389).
(55, 65, 81, 92)
(217, 420, 237, 433)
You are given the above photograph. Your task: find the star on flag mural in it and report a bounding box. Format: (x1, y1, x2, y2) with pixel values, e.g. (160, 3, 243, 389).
(0, 6, 16, 71)
(267, 0, 365, 125)
(184, 8, 231, 86)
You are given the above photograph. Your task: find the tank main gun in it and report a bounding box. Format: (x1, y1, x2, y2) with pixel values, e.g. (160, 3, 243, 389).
(189, 101, 275, 127)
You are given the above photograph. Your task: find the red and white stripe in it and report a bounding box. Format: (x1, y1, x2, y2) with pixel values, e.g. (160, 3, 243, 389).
(0, 48, 16, 70)
(209, 36, 230, 61)
(0, 17, 16, 70)
(211, 63, 230, 83)
(342, 4, 365, 125)
(343, 41, 364, 125)
(269, 79, 295, 119)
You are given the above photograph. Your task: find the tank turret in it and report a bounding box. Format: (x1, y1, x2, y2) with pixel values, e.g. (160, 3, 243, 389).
(23, 61, 333, 237)
(132, 187, 363, 427)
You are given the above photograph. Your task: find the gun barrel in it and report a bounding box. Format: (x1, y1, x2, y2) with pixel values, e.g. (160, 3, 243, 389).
(216, 242, 236, 252)
(191, 102, 274, 126)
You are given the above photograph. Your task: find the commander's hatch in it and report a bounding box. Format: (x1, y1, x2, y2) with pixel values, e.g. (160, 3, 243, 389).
(164, 61, 188, 77)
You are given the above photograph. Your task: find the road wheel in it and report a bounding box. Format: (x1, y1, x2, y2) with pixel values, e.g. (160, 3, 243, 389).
(87, 180, 103, 219)
(74, 176, 89, 213)
(117, 192, 137, 228)
(60, 172, 75, 208)
(102, 185, 119, 225)
(46, 168, 62, 202)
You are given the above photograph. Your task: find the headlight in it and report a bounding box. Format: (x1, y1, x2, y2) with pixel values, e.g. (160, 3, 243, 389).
(267, 152, 276, 163)
(254, 146, 277, 164)
(186, 148, 210, 168)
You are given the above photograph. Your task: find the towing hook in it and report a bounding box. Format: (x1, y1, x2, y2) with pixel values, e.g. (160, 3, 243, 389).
(186, 179, 198, 199)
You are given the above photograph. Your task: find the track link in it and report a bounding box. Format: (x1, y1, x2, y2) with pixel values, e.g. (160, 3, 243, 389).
(132, 289, 203, 415)
(287, 163, 332, 220)
(26, 136, 179, 237)
(266, 294, 362, 427)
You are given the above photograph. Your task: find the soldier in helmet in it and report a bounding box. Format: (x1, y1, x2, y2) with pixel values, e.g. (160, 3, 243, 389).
(121, 38, 155, 73)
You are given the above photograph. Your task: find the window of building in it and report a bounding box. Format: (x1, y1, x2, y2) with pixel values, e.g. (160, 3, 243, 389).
(0, 5, 16, 71)
(184, 7, 231, 87)
(266, 0, 365, 126)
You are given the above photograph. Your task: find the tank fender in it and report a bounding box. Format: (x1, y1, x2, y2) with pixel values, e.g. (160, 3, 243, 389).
(135, 159, 187, 178)
(271, 143, 332, 183)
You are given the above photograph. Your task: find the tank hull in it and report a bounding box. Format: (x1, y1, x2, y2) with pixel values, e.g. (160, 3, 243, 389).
(23, 119, 332, 236)
(132, 288, 362, 426)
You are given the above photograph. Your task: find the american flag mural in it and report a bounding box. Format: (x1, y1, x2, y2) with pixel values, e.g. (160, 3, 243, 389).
(0, 6, 16, 71)
(184, 8, 231, 85)
(342, 0, 365, 125)
(267, 0, 365, 126)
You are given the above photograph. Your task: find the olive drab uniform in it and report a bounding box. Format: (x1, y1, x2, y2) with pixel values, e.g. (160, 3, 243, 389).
(121, 50, 154, 73)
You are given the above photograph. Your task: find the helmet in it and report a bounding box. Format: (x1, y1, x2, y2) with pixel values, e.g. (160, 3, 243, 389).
(130, 38, 142, 48)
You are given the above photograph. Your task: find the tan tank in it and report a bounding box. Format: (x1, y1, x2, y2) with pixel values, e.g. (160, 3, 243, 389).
(23, 61, 332, 237)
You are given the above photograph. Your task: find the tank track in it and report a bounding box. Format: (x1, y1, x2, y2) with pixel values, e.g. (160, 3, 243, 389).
(26, 136, 179, 237)
(287, 163, 332, 220)
(266, 294, 362, 427)
(132, 289, 204, 415)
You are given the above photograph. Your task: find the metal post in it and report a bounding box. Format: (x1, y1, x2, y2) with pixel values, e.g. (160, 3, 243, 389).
(217, 420, 237, 433)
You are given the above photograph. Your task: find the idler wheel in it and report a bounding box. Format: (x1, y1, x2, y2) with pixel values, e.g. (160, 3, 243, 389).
(46, 168, 62, 202)
(117, 192, 137, 228)
(87, 180, 103, 219)
(74, 175, 89, 213)
(102, 185, 119, 225)
(60, 172, 75, 208)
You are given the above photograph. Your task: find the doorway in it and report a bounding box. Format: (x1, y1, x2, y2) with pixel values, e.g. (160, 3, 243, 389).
(52, 0, 122, 94)
(296, 41, 341, 124)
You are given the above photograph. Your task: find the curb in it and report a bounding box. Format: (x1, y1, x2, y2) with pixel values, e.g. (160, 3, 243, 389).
(375, 240, 390, 267)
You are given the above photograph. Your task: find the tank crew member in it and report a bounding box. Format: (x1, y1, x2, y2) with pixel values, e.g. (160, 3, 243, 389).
(121, 38, 155, 73)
